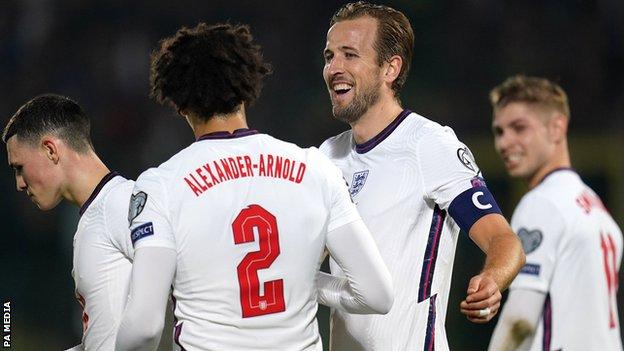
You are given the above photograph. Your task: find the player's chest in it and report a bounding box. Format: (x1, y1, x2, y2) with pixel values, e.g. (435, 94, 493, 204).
(336, 153, 423, 215)
(72, 224, 107, 291)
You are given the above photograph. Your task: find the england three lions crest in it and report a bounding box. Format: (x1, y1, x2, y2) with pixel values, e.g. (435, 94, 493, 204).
(349, 170, 369, 197)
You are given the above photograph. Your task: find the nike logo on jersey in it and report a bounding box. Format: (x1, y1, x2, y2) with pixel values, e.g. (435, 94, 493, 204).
(131, 222, 154, 245)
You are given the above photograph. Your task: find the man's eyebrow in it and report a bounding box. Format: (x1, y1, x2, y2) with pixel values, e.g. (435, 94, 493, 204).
(324, 45, 359, 54)
(339, 45, 358, 52)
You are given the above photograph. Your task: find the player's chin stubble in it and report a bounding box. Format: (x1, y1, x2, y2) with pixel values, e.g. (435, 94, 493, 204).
(332, 82, 381, 124)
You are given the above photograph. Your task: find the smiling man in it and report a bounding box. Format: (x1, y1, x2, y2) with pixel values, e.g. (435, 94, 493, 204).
(3, 94, 134, 350)
(319, 2, 525, 350)
(488, 75, 623, 351)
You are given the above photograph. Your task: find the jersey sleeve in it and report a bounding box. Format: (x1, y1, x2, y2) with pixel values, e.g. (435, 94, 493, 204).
(105, 181, 135, 259)
(416, 128, 501, 233)
(312, 148, 361, 232)
(317, 219, 393, 314)
(128, 169, 176, 251)
(509, 194, 565, 293)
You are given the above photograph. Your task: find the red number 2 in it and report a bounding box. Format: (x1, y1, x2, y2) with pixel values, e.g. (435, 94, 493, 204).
(600, 231, 618, 329)
(232, 204, 286, 318)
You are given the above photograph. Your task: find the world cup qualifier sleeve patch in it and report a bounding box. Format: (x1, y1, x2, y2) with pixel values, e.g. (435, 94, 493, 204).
(517, 228, 543, 254)
(448, 186, 502, 234)
(131, 222, 154, 245)
(128, 191, 147, 225)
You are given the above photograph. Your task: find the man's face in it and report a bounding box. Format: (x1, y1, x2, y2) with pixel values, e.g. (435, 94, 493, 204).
(323, 16, 383, 123)
(492, 102, 556, 180)
(6, 136, 63, 210)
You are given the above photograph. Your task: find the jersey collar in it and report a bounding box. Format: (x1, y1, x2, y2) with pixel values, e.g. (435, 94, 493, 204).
(79, 171, 121, 216)
(355, 109, 411, 154)
(196, 128, 259, 141)
(537, 167, 576, 186)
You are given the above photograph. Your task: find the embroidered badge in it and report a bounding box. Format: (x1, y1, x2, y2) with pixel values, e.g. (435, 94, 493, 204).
(520, 263, 541, 276)
(349, 170, 369, 197)
(128, 191, 148, 225)
(517, 227, 543, 254)
(457, 147, 478, 174)
(131, 222, 154, 245)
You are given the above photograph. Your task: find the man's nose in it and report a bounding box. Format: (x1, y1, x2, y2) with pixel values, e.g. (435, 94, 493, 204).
(16, 175, 27, 192)
(327, 56, 345, 76)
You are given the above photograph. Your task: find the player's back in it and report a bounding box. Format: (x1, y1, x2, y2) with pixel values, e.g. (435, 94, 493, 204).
(134, 130, 348, 350)
(512, 169, 623, 350)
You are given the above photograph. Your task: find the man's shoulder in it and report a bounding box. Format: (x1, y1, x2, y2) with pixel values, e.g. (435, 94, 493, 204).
(136, 145, 194, 186)
(382, 111, 465, 156)
(81, 175, 132, 217)
(102, 177, 135, 215)
(513, 175, 581, 227)
(530, 170, 588, 214)
(260, 133, 311, 157)
(98, 177, 134, 242)
(320, 129, 352, 157)
(76, 176, 134, 244)
(411, 116, 462, 145)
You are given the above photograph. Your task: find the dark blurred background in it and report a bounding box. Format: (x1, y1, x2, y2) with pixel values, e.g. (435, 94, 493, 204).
(1, 0, 622, 350)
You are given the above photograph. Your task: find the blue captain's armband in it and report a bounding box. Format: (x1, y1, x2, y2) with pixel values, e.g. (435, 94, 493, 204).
(448, 186, 501, 233)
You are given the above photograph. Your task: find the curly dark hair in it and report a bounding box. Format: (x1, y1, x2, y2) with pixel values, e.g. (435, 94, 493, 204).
(150, 22, 272, 120)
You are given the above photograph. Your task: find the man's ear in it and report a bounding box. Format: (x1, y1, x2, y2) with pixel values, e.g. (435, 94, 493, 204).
(383, 55, 403, 86)
(548, 112, 568, 143)
(41, 137, 60, 164)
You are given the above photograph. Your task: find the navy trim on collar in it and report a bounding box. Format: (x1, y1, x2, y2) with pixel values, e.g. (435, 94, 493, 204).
(538, 167, 576, 185)
(79, 171, 120, 216)
(355, 109, 411, 154)
(196, 128, 258, 141)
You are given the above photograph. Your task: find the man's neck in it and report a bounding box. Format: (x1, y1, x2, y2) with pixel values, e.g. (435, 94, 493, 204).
(188, 106, 249, 139)
(63, 151, 111, 208)
(527, 143, 572, 190)
(350, 98, 404, 145)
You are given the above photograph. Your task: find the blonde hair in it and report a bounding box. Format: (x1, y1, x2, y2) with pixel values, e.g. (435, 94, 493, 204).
(490, 75, 570, 119)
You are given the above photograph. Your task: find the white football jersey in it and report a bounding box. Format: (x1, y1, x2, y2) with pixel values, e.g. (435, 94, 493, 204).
(73, 172, 134, 350)
(320, 110, 502, 351)
(129, 129, 361, 351)
(509, 169, 623, 351)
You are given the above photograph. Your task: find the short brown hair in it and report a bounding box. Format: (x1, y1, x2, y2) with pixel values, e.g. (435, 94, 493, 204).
(331, 1, 414, 96)
(489, 75, 570, 119)
(3, 94, 94, 153)
(150, 22, 272, 120)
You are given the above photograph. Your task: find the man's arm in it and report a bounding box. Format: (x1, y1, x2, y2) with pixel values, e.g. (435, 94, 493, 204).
(115, 247, 176, 351)
(460, 213, 525, 323)
(488, 288, 545, 351)
(317, 219, 394, 314)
